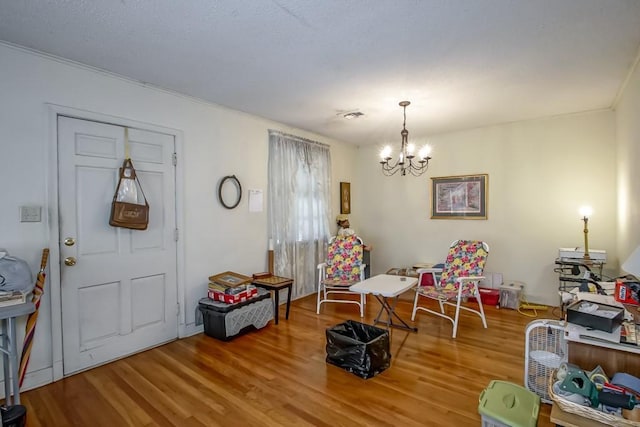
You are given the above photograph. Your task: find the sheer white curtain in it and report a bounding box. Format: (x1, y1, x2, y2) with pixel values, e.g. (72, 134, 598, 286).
(268, 130, 332, 298)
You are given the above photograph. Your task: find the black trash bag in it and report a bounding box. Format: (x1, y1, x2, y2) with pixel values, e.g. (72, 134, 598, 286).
(326, 320, 390, 379)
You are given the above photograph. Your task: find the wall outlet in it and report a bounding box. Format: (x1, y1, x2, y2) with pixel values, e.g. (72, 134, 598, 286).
(20, 206, 42, 222)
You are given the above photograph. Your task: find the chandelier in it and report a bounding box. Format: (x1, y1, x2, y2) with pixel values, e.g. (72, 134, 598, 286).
(380, 101, 432, 176)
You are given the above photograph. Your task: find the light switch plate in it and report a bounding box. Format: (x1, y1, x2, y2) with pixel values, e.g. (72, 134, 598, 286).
(20, 206, 42, 222)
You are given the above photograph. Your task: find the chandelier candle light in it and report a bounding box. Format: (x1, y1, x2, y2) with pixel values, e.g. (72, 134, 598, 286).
(380, 101, 432, 176)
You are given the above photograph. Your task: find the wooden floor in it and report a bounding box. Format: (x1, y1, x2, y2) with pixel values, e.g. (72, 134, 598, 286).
(21, 293, 557, 426)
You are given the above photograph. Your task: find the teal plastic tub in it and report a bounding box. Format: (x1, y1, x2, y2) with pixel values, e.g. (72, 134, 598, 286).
(478, 380, 540, 427)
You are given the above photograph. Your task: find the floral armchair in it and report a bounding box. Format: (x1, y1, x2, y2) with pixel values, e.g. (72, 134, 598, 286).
(411, 240, 489, 338)
(317, 235, 366, 317)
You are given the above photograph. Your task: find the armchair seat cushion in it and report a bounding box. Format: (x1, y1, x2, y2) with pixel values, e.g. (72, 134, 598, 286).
(325, 235, 363, 282)
(322, 278, 357, 287)
(418, 285, 473, 300)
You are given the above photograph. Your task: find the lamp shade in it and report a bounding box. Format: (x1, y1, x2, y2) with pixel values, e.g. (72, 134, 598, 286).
(621, 245, 640, 277)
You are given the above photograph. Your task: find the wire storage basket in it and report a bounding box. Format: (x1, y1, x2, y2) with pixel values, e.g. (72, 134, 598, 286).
(525, 319, 567, 403)
(548, 369, 640, 426)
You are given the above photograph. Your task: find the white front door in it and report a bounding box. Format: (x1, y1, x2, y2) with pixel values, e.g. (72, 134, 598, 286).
(58, 116, 178, 375)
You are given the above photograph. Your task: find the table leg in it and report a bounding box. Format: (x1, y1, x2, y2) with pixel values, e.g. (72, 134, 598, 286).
(373, 295, 418, 332)
(285, 284, 292, 320)
(1, 319, 11, 406)
(273, 290, 280, 325)
(373, 300, 387, 326)
(8, 318, 19, 405)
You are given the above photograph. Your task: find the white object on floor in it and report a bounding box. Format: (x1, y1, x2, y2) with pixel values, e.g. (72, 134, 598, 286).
(524, 319, 567, 403)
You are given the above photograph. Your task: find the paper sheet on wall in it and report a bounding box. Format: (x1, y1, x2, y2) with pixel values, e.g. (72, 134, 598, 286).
(248, 189, 263, 212)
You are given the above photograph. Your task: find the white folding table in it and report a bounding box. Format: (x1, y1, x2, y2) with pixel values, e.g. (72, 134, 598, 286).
(0, 302, 35, 405)
(350, 274, 418, 332)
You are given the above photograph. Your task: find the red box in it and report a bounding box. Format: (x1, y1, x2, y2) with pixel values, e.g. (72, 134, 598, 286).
(614, 280, 640, 305)
(469, 287, 500, 306)
(208, 287, 258, 304)
(419, 272, 435, 286)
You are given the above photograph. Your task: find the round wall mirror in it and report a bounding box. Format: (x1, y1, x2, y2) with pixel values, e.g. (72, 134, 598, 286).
(218, 175, 242, 209)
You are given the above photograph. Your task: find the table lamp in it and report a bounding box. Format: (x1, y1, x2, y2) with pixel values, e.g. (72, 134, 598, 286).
(579, 206, 593, 261)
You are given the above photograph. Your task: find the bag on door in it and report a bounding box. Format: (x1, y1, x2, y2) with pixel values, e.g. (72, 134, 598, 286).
(109, 159, 149, 230)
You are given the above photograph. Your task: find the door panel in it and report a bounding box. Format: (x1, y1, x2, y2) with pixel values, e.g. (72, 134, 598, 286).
(78, 281, 120, 350)
(58, 116, 178, 375)
(132, 170, 165, 250)
(77, 166, 118, 255)
(132, 274, 167, 329)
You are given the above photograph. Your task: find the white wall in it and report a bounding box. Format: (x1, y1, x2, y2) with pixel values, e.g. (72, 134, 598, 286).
(0, 43, 358, 390)
(2, 38, 635, 391)
(356, 111, 617, 306)
(616, 58, 640, 262)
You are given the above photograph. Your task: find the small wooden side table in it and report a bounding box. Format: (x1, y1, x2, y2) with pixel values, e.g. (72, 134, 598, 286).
(252, 276, 293, 325)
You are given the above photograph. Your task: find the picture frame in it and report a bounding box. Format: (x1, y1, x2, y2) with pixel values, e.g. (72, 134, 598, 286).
(208, 271, 252, 287)
(340, 182, 351, 214)
(431, 174, 488, 219)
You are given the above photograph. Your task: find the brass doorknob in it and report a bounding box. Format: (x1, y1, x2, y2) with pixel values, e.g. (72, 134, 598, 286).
(64, 257, 76, 266)
(64, 237, 76, 246)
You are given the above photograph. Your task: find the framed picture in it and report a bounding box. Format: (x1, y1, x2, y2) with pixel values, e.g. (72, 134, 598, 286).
(431, 174, 488, 219)
(340, 182, 351, 214)
(208, 271, 252, 287)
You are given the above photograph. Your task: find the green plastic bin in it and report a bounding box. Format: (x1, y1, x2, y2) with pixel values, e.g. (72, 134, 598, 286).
(478, 380, 540, 427)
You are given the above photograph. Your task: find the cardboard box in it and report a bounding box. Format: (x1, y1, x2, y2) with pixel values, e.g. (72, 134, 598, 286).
(566, 300, 624, 333)
(614, 280, 640, 306)
(208, 287, 258, 304)
(208, 271, 252, 287)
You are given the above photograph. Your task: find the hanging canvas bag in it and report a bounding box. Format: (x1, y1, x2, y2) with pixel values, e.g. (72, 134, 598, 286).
(109, 158, 149, 230)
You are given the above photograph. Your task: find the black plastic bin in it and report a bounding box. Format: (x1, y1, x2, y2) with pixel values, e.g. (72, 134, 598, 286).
(198, 288, 273, 341)
(1, 405, 27, 427)
(326, 320, 390, 379)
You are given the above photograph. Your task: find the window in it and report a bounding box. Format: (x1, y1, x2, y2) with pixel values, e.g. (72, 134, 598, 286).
(268, 130, 332, 297)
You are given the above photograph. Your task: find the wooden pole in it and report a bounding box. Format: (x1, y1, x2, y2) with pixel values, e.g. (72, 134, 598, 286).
(268, 250, 274, 275)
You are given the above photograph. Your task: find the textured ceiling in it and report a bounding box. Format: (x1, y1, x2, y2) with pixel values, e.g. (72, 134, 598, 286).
(1, 1, 640, 146)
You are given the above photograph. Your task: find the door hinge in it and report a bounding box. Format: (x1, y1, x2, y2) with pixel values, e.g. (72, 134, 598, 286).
(174, 228, 179, 241)
(172, 152, 177, 166)
(176, 303, 180, 317)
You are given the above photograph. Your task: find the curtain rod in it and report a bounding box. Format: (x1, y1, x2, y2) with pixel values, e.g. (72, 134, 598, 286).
(268, 129, 330, 148)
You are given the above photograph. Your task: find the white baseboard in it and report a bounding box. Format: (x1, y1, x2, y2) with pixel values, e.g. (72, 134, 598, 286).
(0, 366, 53, 399)
(180, 323, 203, 338)
(2, 329, 203, 398)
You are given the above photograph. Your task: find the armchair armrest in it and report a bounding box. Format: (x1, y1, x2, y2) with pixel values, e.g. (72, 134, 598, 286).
(359, 263, 367, 281)
(417, 267, 443, 274)
(317, 262, 327, 270)
(416, 267, 443, 288)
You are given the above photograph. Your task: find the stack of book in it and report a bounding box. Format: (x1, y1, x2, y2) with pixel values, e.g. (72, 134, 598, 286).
(0, 290, 30, 308)
(207, 271, 257, 304)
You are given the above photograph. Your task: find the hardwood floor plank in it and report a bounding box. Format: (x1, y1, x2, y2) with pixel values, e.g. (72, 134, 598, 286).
(21, 291, 555, 426)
